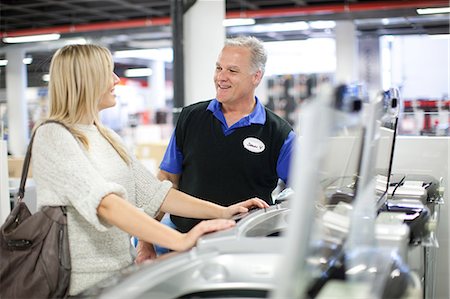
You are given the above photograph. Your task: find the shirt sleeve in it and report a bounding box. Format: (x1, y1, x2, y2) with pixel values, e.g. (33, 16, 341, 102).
(159, 130, 183, 174)
(276, 130, 296, 184)
(32, 123, 127, 232)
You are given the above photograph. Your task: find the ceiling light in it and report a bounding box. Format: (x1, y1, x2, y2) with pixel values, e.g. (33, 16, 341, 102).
(0, 58, 34, 66)
(124, 68, 153, 77)
(64, 38, 87, 45)
(416, 7, 450, 15)
(309, 21, 336, 30)
(228, 21, 309, 34)
(42, 74, 50, 82)
(429, 34, 450, 40)
(383, 35, 395, 42)
(2, 33, 61, 43)
(223, 18, 256, 27)
(23, 57, 33, 65)
(114, 48, 173, 62)
(264, 21, 309, 32)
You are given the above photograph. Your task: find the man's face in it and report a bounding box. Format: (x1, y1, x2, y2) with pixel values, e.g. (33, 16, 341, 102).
(214, 46, 262, 105)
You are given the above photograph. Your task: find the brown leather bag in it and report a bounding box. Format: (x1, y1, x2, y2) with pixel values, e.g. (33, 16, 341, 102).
(0, 120, 71, 299)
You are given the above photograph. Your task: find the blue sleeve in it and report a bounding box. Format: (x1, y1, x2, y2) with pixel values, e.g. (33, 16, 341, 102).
(159, 131, 183, 174)
(276, 131, 296, 184)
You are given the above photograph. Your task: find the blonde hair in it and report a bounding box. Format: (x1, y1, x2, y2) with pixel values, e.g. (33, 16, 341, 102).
(45, 44, 131, 164)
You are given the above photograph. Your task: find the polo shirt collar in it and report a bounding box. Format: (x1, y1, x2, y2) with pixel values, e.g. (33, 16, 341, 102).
(207, 97, 266, 126)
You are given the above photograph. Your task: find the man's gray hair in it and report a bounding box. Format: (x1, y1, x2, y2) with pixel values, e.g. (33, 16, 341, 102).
(224, 36, 267, 75)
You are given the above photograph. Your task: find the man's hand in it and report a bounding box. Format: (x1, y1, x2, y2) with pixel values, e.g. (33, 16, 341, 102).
(135, 240, 157, 264)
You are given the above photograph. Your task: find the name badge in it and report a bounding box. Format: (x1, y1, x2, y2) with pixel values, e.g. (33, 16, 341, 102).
(243, 137, 265, 153)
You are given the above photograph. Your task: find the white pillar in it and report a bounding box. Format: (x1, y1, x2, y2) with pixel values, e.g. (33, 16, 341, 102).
(0, 140, 10, 223)
(148, 59, 166, 109)
(6, 48, 29, 157)
(184, 0, 225, 106)
(335, 20, 358, 85)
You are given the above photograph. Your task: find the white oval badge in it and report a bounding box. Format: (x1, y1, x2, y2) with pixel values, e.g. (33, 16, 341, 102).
(243, 137, 265, 153)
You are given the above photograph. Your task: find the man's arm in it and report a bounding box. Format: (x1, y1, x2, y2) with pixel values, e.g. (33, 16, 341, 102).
(154, 169, 180, 221)
(136, 170, 180, 262)
(157, 169, 180, 189)
(137, 132, 183, 261)
(276, 131, 296, 184)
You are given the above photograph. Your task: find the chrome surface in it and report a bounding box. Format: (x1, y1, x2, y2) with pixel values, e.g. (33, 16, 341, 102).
(197, 203, 289, 253)
(95, 249, 281, 299)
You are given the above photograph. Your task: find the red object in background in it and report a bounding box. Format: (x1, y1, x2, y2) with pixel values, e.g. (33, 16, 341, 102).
(140, 111, 151, 125)
(119, 78, 148, 88)
(401, 99, 450, 135)
(403, 99, 450, 110)
(423, 113, 432, 131)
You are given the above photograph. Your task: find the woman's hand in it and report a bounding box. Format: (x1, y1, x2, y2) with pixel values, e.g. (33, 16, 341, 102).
(221, 197, 270, 219)
(178, 219, 236, 251)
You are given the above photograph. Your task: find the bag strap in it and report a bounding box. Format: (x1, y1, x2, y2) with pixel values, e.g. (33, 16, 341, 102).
(17, 120, 71, 201)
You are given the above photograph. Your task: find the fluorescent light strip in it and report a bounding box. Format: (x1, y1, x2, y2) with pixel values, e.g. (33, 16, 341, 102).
(2, 33, 61, 43)
(0, 58, 33, 66)
(429, 34, 450, 40)
(417, 7, 450, 15)
(381, 18, 390, 25)
(64, 38, 87, 45)
(124, 68, 153, 77)
(114, 48, 173, 62)
(115, 49, 161, 58)
(223, 18, 256, 27)
(309, 20, 336, 29)
(228, 21, 310, 34)
(23, 57, 33, 64)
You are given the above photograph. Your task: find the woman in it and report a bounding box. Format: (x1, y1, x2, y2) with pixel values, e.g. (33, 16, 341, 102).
(32, 44, 268, 295)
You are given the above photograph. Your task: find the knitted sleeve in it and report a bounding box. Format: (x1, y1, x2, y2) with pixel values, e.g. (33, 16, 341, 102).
(105, 128, 172, 218)
(131, 158, 172, 217)
(32, 123, 127, 231)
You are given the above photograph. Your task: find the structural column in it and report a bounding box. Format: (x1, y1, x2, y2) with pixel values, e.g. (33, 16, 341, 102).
(184, 0, 225, 106)
(335, 20, 358, 85)
(0, 140, 10, 223)
(6, 48, 29, 156)
(148, 59, 166, 110)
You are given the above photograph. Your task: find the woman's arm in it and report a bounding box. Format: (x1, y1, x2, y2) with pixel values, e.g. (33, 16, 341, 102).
(97, 193, 235, 252)
(160, 188, 269, 219)
(134, 189, 268, 262)
(160, 188, 225, 219)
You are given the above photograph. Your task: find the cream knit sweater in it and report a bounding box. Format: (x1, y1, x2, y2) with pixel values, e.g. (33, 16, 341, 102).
(31, 123, 172, 295)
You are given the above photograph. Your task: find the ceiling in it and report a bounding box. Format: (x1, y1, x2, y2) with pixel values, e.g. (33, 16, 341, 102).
(0, 0, 449, 87)
(1, 0, 449, 40)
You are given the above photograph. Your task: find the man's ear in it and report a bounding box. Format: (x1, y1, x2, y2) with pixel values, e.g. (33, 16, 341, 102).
(253, 69, 263, 85)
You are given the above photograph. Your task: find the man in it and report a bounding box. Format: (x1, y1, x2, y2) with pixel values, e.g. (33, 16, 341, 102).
(137, 36, 295, 259)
